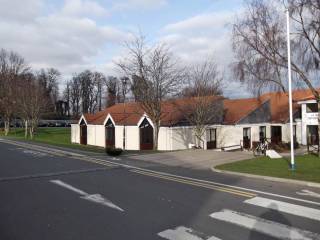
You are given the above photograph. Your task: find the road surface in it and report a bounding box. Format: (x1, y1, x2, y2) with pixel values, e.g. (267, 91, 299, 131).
(0, 139, 319, 240)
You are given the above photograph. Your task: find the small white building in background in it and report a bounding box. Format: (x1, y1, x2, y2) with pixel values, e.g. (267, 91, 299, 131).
(71, 89, 319, 151)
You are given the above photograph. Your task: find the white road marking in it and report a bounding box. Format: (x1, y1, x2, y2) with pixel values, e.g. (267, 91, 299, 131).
(210, 209, 320, 240)
(297, 189, 320, 199)
(23, 149, 47, 157)
(2, 139, 320, 207)
(50, 180, 124, 212)
(158, 226, 221, 240)
(245, 196, 320, 221)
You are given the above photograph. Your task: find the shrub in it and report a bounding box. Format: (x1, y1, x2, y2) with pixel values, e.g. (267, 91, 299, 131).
(271, 141, 299, 152)
(105, 147, 123, 156)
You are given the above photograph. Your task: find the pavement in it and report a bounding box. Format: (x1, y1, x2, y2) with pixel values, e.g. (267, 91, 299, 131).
(1, 139, 320, 240)
(128, 149, 253, 169)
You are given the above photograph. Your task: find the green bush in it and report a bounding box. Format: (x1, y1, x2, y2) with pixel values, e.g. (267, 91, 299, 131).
(270, 141, 299, 152)
(105, 147, 123, 156)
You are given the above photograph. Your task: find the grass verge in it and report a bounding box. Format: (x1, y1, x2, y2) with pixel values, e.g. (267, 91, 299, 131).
(0, 127, 163, 155)
(0, 127, 105, 153)
(216, 155, 320, 183)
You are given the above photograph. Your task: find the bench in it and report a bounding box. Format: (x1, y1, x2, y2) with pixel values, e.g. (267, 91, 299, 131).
(221, 145, 242, 152)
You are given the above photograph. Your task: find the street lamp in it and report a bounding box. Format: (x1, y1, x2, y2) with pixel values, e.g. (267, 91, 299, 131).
(121, 77, 129, 150)
(286, 5, 295, 170)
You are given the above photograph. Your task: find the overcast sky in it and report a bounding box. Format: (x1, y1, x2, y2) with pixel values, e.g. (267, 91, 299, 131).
(0, 0, 252, 98)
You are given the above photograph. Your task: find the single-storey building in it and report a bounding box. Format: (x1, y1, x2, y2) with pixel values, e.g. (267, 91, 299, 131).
(71, 88, 319, 151)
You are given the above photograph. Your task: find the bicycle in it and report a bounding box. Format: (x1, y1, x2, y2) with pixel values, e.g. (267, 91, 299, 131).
(253, 139, 269, 156)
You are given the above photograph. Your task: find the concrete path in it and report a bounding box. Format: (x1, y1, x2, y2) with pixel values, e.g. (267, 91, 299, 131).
(129, 149, 252, 170)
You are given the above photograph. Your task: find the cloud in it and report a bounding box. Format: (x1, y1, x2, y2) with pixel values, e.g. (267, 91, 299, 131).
(159, 10, 251, 97)
(0, 0, 130, 77)
(61, 0, 109, 18)
(0, 0, 43, 22)
(163, 12, 233, 33)
(160, 11, 235, 65)
(112, 0, 167, 11)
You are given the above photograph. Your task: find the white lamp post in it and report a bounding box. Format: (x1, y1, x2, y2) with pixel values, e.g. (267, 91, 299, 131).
(286, 6, 295, 170)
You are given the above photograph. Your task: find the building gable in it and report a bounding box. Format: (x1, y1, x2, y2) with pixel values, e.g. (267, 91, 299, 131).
(238, 100, 271, 124)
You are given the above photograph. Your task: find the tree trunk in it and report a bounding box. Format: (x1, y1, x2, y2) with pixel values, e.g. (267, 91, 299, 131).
(4, 119, 10, 136)
(24, 120, 28, 138)
(317, 100, 320, 157)
(29, 125, 34, 139)
(153, 123, 160, 150)
(29, 119, 38, 140)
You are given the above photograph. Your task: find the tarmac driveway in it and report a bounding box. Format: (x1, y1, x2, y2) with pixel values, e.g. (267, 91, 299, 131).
(129, 149, 252, 170)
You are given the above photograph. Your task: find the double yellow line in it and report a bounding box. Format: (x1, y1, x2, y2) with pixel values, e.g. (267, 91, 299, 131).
(7, 140, 256, 198)
(131, 169, 256, 198)
(70, 156, 117, 168)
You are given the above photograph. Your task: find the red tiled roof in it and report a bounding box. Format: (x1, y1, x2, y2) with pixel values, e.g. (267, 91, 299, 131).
(260, 88, 319, 123)
(223, 98, 268, 124)
(79, 88, 320, 126)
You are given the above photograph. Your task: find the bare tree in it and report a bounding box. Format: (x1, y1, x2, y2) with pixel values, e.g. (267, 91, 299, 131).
(17, 72, 48, 139)
(93, 72, 106, 111)
(63, 81, 71, 117)
(37, 68, 60, 116)
(232, 0, 289, 95)
(104, 76, 129, 107)
(0, 49, 29, 135)
(117, 34, 186, 150)
(105, 76, 118, 107)
(70, 74, 81, 118)
(232, 0, 320, 151)
(177, 60, 224, 148)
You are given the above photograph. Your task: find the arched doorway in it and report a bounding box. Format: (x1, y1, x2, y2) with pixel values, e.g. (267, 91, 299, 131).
(105, 119, 115, 148)
(139, 118, 154, 150)
(80, 119, 87, 145)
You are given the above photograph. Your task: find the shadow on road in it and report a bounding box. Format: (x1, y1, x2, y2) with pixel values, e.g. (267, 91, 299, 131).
(249, 203, 291, 240)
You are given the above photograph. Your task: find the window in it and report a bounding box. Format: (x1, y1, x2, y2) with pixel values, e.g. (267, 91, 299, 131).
(207, 129, 216, 142)
(243, 127, 251, 149)
(243, 128, 251, 139)
(259, 126, 266, 142)
(306, 103, 318, 113)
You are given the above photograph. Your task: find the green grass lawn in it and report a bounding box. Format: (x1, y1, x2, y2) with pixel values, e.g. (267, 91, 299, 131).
(0, 127, 164, 155)
(216, 155, 320, 183)
(0, 127, 105, 153)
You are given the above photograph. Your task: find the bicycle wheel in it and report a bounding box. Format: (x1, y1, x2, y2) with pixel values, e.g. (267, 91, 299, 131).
(253, 147, 262, 156)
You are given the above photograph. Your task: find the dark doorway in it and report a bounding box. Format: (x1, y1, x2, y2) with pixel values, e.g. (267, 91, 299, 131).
(259, 126, 266, 142)
(243, 127, 251, 149)
(307, 125, 319, 145)
(139, 118, 154, 150)
(105, 119, 115, 148)
(207, 128, 217, 149)
(80, 119, 87, 145)
(271, 126, 282, 144)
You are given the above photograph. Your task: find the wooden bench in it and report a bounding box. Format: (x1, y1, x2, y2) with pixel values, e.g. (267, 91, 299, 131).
(221, 145, 243, 152)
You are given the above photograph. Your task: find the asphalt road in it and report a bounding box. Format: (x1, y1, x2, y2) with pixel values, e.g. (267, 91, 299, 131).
(0, 140, 320, 240)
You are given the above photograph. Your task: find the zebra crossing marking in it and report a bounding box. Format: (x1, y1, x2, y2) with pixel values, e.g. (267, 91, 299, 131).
(210, 209, 320, 240)
(244, 196, 320, 222)
(158, 226, 221, 240)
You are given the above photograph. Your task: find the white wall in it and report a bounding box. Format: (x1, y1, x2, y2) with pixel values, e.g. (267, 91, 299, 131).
(216, 124, 275, 149)
(95, 125, 106, 147)
(158, 127, 172, 151)
(171, 127, 195, 150)
(71, 124, 80, 144)
(86, 124, 106, 147)
(125, 126, 139, 150)
(115, 125, 124, 149)
(296, 120, 302, 144)
(72, 121, 302, 150)
(87, 125, 95, 146)
(217, 125, 243, 148)
(300, 102, 318, 145)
